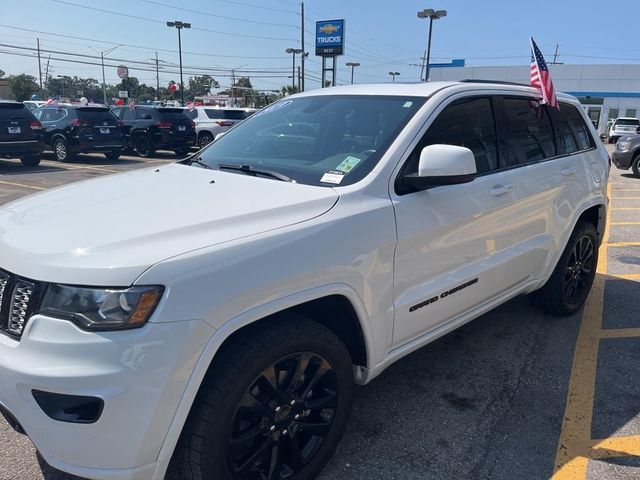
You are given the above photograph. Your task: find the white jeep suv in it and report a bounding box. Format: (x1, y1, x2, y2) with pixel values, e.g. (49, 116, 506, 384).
(0, 81, 608, 480)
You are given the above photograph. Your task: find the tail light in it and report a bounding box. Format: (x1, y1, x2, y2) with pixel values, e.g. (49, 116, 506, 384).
(29, 120, 42, 131)
(216, 121, 234, 127)
(70, 119, 90, 127)
(156, 121, 172, 129)
(190, 121, 196, 129)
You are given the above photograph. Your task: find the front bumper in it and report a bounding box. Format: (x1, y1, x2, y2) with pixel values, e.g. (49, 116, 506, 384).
(611, 149, 634, 170)
(0, 314, 213, 480)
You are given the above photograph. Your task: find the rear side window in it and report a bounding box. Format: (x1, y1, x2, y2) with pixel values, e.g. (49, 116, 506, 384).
(76, 108, 117, 124)
(404, 97, 498, 177)
(39, 108, 67, 122)
(204, 109, 248, 120)
(497, 98, 555, 167)
(550, 104, 595, 154)
(136, 108, 155, 120)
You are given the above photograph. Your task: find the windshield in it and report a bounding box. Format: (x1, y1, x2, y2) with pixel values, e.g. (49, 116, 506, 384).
(194, 95, 425, 186)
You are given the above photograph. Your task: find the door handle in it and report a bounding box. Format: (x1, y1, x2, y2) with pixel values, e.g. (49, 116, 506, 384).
(489, 184, 513, 196)
(561, 167, 577, 176)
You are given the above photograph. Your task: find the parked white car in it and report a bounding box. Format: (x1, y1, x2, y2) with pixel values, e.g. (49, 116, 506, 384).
(608, 116, 640, 143)
(188, 106, 251, 148)
(0, 81, 608, 480)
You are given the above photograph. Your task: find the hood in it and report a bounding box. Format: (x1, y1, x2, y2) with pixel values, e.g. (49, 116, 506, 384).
(0, 164, 339, 285)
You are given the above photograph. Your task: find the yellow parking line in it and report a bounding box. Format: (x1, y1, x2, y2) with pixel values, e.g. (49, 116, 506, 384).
(600, 328, 640, 339)
(40, 161, 120, 174)
(611, 222, 640, 225)
(0, 179, 45, 190)
(589, 436, 640, 459)
(612, 208, 640, 211)
(552, 275, 605, 479)
(614, 273, 640, 280)
(611, 197, 640, 200)
(607, 242, 640, 247)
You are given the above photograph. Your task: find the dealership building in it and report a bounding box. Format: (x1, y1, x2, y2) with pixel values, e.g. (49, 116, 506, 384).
(429, 60, 640, 136)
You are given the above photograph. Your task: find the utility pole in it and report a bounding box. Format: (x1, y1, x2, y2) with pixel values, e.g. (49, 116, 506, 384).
(297, 66, 301, 92)
(44, 55, 50, 98)
(301, 1, 305, 91)
(37, 38, 43, 91)
(550, 44, 563, 65)
(155, 52, 160, 99)
(231, 69, 236, 105)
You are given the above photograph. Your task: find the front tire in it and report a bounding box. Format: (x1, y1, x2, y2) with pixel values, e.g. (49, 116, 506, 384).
(104, 150, 121, 161)
(170, 317, 354, 480)
(133, 134, 154, 158)
(632, 152, 640, 178)
(198, 132, 214, 148)
(529, 220, 599, 316)
(20, 155, 41, 167)
(53, 137, 70, 162)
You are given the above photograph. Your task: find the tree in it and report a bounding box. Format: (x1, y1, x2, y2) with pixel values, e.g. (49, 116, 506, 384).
(8, 74, 40, 101)
(280, 85, 299, 96)
(187, 75, 216, 97)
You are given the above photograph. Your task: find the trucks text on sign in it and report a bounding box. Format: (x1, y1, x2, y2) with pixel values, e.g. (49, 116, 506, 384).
(315, 19, 345, 57)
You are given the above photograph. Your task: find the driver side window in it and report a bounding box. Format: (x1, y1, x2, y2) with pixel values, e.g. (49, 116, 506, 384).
(398, 96, 498, 195)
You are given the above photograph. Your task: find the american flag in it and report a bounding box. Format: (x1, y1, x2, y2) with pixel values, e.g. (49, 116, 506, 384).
(530, 37, 558, 108)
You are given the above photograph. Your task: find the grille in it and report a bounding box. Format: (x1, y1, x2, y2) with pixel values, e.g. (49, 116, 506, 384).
(0, 269, 40, 339)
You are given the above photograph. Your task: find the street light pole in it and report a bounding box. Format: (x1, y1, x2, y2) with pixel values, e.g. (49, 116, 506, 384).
(90, 45, 122, 105)
(286, 48, 302, 92)
(417, 9, 447, 82)
(346, 62, 360, 84)
(167, 20, 191, 106)
(388, 71, 400, 82)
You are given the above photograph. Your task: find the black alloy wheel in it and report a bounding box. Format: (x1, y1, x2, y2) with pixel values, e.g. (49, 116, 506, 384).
(632, 153, 640, 178)
(134, 134, 153, 158)
(227, 351, 339, 479)
(168, 317, 354, 480)
(529, 220, 599, 316)
(562, 234, 595, 306)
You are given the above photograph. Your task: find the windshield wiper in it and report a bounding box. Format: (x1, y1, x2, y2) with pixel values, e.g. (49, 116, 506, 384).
(218, 163, 294, 182)
(189, 157, 213, 170)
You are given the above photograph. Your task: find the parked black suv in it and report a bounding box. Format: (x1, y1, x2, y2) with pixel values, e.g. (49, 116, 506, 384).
(111, 106, 195, 158)
(33, 105, 125, 162)
(0, 101, 43, 167)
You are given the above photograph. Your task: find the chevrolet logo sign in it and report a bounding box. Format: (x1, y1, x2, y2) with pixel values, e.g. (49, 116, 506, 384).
(319, 24, 339, 34)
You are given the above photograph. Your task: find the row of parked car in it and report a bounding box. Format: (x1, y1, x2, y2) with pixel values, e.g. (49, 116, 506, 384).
(0, 100, 255, 167)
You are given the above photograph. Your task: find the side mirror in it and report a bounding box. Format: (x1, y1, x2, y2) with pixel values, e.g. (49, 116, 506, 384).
(404, 144, 477, 190)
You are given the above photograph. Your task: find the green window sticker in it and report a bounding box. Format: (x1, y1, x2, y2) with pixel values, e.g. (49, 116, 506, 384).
(336, 156, 362, 173)
(403, 101, 413, 108)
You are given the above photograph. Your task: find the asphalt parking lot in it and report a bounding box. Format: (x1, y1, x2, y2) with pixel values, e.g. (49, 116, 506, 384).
(0, 146, 639, 480)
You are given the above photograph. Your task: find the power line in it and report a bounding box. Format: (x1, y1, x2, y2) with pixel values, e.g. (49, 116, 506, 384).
(52, 0, 297, 41)
(139, 0, 296, 28)
(0, 24, 290, 60)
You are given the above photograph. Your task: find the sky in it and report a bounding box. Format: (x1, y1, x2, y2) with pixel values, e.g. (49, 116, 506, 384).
(2, 0, 640, 93)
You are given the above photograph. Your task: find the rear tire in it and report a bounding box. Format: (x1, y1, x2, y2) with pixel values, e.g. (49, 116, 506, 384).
(20, 155, 41, 167)
(104, 150, 121, 161)
(133, 135, 153, 158)
(169, 317, 354, 480)
(53, 137, 70, 162)
(632, 152, 640, 178)
(198, 132, 213, 148)
(529, 220, 599, 316)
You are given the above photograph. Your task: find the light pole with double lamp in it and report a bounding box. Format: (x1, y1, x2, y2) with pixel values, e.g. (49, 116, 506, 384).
(346, 62, 360, 84)
(166, 20, 191, 106)
(285, 48, 303, 92)
(388, 71, 400, 82)
(417, 9, 447, 82)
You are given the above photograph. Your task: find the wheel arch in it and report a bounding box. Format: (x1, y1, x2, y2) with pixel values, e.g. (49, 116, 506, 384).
(577, 203, 606, 245)
(152, 286, 373, 480)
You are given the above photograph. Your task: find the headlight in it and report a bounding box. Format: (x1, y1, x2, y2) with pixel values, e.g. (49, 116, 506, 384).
(617, 140, 631, 151)
(41, 284, 164, 331)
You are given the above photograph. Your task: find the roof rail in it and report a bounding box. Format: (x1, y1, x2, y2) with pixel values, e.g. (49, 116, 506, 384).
(459, 79, 532, 87)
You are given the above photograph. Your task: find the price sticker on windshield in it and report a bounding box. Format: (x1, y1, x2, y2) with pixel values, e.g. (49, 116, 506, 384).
(320, 170, 345, 184)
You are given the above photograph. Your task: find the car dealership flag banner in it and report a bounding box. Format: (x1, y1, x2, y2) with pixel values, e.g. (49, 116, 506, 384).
(530, 37, 558, 108)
